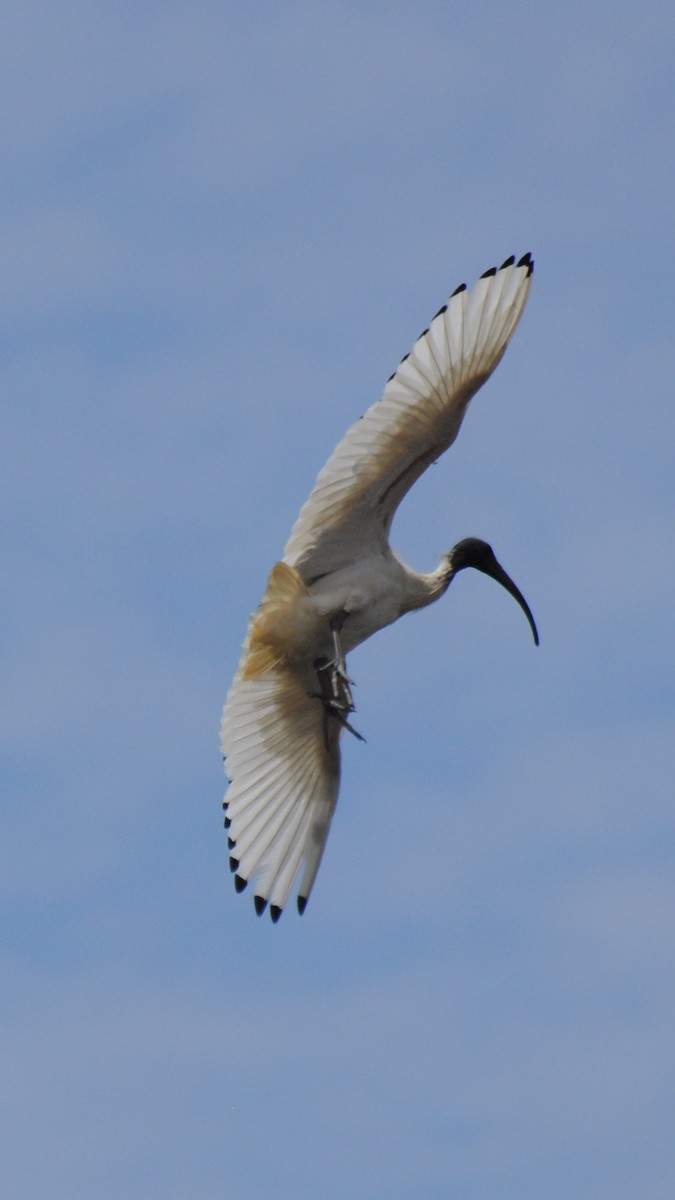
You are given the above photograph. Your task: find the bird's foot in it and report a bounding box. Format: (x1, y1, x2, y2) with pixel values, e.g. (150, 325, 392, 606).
(312, 652, 355, 710)
(310, 654, 365, 745)
(322, 702, 366, 744)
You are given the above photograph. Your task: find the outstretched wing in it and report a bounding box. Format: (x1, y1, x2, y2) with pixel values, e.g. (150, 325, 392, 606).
(283, 254, 533, 581)
(220, 564, 341, 920)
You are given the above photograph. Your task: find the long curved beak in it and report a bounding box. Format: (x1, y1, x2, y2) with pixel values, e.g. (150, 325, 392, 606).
(477, 551, 539, 646)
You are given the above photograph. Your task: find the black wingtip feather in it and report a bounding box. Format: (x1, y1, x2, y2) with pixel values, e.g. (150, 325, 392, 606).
(227, 836, 236, 850)
(223, 815, 231, 829)
(517, 251, 534, 276)
(378, 254, 531, 385)
(229, 855, 239, 874)
(254, 895, 267, 916)
(270, 905, 282, 923)
(234, 874, 247, 893)
(297, 895, 308, 916)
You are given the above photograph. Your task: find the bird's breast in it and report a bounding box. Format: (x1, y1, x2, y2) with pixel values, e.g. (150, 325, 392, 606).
(308, 559, 408, 652)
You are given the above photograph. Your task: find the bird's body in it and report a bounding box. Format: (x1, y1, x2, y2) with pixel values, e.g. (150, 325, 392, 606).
(221, 254, 538, 920)
(279, 552, 440, 658)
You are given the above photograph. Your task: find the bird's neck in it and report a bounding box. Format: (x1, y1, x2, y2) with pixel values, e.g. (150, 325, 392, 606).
(403, 555, 454, 611)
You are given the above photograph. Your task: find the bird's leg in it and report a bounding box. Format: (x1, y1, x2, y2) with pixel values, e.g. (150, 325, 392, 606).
(310, 615, 365, 744)
(326, 618, 356, 704)
(311, 656, 365, 744)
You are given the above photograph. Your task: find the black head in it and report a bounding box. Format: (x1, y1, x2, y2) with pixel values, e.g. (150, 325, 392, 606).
(448, 538, 539, 646)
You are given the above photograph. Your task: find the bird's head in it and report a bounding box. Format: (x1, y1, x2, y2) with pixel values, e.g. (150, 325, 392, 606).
(445, 537, 539, 645)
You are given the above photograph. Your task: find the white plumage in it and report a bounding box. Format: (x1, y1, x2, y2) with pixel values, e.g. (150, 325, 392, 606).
(221, 253, 538, 920)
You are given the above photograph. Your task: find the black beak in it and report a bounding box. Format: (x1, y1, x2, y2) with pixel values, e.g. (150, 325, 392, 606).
(451, 538, 539, 646)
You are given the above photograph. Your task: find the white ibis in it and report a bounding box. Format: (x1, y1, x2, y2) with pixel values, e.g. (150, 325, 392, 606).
(221, 253, 538, 921)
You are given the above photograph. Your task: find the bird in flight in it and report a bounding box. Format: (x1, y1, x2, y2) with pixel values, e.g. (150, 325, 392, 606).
(221, 253, 538, 921)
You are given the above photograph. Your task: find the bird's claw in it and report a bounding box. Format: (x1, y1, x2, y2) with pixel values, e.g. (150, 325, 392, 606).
(311, 652, 365, 745)
(319, 700, 366, 745)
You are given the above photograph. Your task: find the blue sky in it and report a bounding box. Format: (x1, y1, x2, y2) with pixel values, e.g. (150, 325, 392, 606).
(3, 2, 674, 1197)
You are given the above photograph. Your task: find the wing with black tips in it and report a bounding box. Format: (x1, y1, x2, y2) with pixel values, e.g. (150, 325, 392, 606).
(284, 254, 534, 582)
